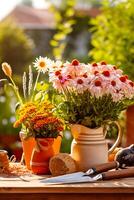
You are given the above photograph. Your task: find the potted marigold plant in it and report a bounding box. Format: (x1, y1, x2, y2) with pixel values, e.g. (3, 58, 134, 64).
(1, 57, 64, 174)
(14, 101, 63, 174)
(47, 59, 134, 170)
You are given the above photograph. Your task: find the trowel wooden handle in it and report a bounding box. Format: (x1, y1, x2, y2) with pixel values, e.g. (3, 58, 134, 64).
(93, 161, 119, 173)
(102, 168, 134, 180)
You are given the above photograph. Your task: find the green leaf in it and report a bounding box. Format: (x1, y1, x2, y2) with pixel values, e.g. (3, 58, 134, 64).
(34, 92, 42, 101)
(54, 12, 62, 22)
(66, 0, 76, 7)
(50, 40, 59, 47)
(65, 8, 75, 17)
(53, 33, 66, 41)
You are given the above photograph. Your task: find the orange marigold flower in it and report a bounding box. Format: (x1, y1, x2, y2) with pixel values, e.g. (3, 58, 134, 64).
(31, 114, 48, 123)
(13, 114, 28, 128)
(13, 99, 64, 138)
(18, 105, 37, 118)
(34, 119, 46, 129)
(33, 116, 64, 133)
(26, 107, 36, 114)
(57, 126, 64, 131)
(13, 120, 20, 128)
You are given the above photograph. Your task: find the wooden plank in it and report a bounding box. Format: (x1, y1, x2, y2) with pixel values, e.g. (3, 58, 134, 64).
(0, 178, 134, 200)
(0, 178, 134, 194)
(0, 193, 134, 200)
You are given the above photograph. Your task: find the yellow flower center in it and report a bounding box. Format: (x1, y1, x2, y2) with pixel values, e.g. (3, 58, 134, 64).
(39, 61, 46, 68)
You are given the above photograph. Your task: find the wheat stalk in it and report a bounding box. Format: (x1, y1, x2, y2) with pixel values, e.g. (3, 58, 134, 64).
(28, 65, 33, 97)
(23, 72, 27, 99)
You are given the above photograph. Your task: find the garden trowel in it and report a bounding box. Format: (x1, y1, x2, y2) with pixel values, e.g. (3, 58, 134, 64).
(42, 161, 134, 184)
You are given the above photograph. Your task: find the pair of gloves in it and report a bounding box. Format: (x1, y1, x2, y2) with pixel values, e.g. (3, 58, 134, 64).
(115, 144, 134, 168)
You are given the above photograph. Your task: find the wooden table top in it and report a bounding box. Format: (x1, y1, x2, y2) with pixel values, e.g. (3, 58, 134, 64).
(0, 175, 134, 194)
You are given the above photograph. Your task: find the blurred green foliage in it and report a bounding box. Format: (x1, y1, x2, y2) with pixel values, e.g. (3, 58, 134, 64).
(50, 0, 76, 59)
(48, 0, 101, 8)
(0, 19, 34, 77)
(0, 82, 20, 135)
(90, 0, 134, 80)
(60, 130, 73, 153)
(50, 0, 102, 61)
(64, 15, 91, 62)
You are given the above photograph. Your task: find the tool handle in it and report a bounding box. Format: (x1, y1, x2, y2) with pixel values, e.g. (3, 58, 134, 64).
(102, 168, 134, 180)
(92, 161, 119, 174)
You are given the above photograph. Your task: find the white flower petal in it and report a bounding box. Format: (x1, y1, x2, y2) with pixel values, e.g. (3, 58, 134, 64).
(33, 56, 53, 73)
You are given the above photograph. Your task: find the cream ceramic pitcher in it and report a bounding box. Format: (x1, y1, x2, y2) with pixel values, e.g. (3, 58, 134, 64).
(70, 122, 122, 171)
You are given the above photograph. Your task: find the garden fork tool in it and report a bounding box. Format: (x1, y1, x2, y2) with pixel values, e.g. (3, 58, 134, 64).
(42, 161, 134, 184)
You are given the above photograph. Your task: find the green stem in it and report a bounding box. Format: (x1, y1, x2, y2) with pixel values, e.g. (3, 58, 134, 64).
(9, 77, 23, 105)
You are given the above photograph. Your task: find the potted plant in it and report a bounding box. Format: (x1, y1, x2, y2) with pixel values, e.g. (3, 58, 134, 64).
(47, 59, 134, 170)
(1, 57, 64, 173)
(14, 101, 64, 174)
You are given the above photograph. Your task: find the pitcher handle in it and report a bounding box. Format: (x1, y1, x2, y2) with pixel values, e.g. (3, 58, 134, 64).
(108, 121, 122, 155)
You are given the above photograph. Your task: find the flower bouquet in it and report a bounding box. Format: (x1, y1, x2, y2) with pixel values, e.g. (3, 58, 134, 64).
(48, 59, 134, 128)
(46, 59, 134, 170)
(1, 58, 64, 173)
(2, 56, 134, 171)
(14, 101, 63, 139)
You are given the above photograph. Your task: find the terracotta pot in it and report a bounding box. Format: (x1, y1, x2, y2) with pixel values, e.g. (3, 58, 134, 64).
(70, 123, 122, 171)
(20, 131, 62, 171)
(20, 134, 36, 170)
(30, 138, 55, 174)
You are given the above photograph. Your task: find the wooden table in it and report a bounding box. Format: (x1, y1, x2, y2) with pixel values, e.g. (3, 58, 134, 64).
(0, 176, 134, 200)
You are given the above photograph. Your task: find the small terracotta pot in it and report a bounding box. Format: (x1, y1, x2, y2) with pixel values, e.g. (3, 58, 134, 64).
(30, 138, 54, 174)
(20, 131, 62, 172)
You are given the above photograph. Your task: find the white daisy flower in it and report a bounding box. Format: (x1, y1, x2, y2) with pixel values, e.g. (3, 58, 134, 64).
(33, 56, 53, 73)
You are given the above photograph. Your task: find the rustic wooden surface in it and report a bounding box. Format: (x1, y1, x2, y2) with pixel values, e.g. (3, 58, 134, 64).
(0, 175, 134, 200)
